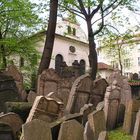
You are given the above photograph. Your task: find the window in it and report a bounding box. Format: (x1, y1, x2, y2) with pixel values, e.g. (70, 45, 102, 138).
(73, 28, 76, 35)
(124, 59, 130, 68)
(67, 26, 71, 34)
(111, 61, 118, 68)
(138, 57, 140, 66)
(80, 59, 86, 75)
(55, 54, 63, 74)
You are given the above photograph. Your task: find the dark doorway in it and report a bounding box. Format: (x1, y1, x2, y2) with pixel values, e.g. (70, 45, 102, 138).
(80, 59, 86, 75)
(55, 54, 63, 74)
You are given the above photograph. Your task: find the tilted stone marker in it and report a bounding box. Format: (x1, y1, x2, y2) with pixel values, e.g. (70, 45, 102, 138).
(98, 131, 108, 140)
(104, 80, 121, 130)
(26, 96, 64, 123)
(58, 119, 84, 140)
(123, 99, 140, 134)
(66, 74, 92, 113)
(132, 109, 140, 140)
(22, 119, 52, 140)
(84, 121, 94, 140)
(88, 110, 106, 140)
(37, 68, 61, 96)
(0, 112, 23, 139)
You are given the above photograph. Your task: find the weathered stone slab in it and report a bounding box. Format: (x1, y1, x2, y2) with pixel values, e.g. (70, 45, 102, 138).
(26, 96, 64, 123)
(66, 74, 92, 113)
(37, 69, 61, 96)
(58, 120, 84, 140)
(84, 121, 94, 140)
(98, 131, 108, 140)
(4, 65, 25, 100)
(123, 99, 140, 134)
(0, 122, 14, 140)
(132, 109, 140, 140)
(27, 91, 36, 104)
(0, 112, 23, 138)
(22, 119, 52, 140)
(104, 80, 121, 130)
(89, 78, 108, 107)
(57, 78, 74, 107)
(80, 104, 96, 125)
(88, 110, 106, 140)
(0, 74, 19, 112)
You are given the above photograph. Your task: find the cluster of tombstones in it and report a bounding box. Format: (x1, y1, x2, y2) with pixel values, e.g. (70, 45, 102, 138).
(0, 65, 140, 140)
(56, 60, 85, 78)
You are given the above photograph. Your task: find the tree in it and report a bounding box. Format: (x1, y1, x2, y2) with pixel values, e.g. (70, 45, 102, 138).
(0, 0, 42, 69)
(38, 0, 58, 75)
(60, 0, 137, 80)
(100, 29, 135, 75)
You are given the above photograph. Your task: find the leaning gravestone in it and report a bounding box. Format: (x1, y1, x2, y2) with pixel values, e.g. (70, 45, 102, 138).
(0, 112, 23, 139)
(66, 74, 92, 113)
(22, 119, 52, 140)
(98, 131, 108, 140)
(89, 78, 108, 107)
(4, 65, 26, 100)
(57, 78, 74, 107)
(104, 80, 121, 130)
(0, 74, 19, 112)
(88, 110, 106, 140)
(37, 68, 61, 96)
(26, 96, 64, 123)
(123, 99, 140, 134)
(84, 121, 94, 140)
(58, 119, 84, 140)
(132, 109, 140, 140)
(0, 122, 14, 140)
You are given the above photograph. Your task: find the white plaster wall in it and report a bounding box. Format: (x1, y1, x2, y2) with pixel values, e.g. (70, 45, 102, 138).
(36, 35, 90, 71)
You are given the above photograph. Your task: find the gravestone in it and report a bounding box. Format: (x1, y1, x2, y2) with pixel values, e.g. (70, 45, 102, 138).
(4, 65, 26, 100)
(132, 109, 140, 140)
(80, 104, 96, 125)
(58, 120, 84, 140)
(84, 121, 94, 140)
(22, 119, 52, 140)
(0, 123, 14, 140)
(123, 99, 140, 134)
(0, 112, 23, 138)
(104, 80, 121, 130)
(27, 91, 37, 104)
(37, 69, 61, 96)
(26, 96, 64, 123)
(88, 110, 106, 140)
(0, 74, 19, 112)
(66, 74, 92, 113)
(57, 78, 74, 107)
(89, 78, 108, 107)
(98, 131, 108, 140)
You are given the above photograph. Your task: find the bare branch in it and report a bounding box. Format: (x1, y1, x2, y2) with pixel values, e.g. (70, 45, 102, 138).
(77, 0, 87, 16)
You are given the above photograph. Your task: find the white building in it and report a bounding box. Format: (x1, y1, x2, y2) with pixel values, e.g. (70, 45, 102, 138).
(98, 34, 140, 77)
(35, 18, 90, 72)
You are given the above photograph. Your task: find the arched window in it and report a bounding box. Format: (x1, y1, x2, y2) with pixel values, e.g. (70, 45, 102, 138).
(55, 54, 63, 74)
(80, 59, 86, 75)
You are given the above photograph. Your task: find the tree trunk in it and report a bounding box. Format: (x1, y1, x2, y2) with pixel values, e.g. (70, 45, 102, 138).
(118, 47, 123, 75)
(86, 18, 98, 80)
(1, 45, 7, 69)
(38, 0, 58, 75)
(0, 32, 7, 69)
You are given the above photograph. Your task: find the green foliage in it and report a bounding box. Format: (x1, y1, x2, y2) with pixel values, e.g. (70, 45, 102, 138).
(0, 0, 44, 68)
(109, 128, 132, 140)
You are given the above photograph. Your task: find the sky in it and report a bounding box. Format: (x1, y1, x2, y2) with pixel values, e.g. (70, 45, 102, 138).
(31, 0, 140, 35)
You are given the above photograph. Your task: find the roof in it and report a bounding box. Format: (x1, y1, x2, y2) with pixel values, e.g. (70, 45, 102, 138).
(129, 81, 140, 86)
(98, 62, 114, 70)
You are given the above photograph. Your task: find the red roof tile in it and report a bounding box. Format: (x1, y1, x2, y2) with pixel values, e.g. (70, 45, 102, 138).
(98, 62, 114, 70)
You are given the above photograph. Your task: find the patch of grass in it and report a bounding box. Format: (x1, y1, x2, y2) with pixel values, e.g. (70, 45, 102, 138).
(109, 128, 132, 140)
